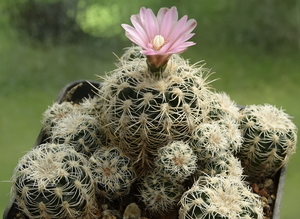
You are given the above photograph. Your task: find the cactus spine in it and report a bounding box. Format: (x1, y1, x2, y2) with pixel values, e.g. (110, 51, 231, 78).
(238, 104, 297, 179)
(11, 143, 97, 219)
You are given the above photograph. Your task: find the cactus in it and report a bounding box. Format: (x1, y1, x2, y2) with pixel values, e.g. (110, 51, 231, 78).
(50, 111, 101, 157)
(139, 172, 184, 214)
(189, 122, 231, 161)
(202, 92, 241, 122)
(42, 102, 75, 136)
(238, 104, 297, 179)
(179, 175, 264, 219)
(217, 117, 243, 153)
(195, 152, 244, 179)
(11, 143, 97, 219)
(154, 141, 197, 182)
(79, 96, 103, 118)
(97, 47, 212, 172)
(89, 146, 136, 200)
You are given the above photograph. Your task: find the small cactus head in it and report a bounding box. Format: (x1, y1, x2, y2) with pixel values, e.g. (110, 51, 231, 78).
(50, 112, 101, 157)
(139, 172, 184, 215)
(179, 175, 264, 219)
(11, 143, 97, 219)
(42, 102, 75, 136)
(189, 122, 231, 161)
(89, 146, 137, 200)
(238, 104, 297, 179)
(202, 92, 241, 122)
(195, 152, 244, 179)
(154, 141, 197, 182)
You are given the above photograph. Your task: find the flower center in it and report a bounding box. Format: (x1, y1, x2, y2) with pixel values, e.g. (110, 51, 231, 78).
(152, 35, 165, 51)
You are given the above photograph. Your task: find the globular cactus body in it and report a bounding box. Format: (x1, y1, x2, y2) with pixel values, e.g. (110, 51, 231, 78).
(42, 102, 75, 136)
(189, 122, 231, 161)
(238, 104, 297, 179)
(179, 175, 263, 219)
(89, 147, 136, 200)
(50, 112, 101, 157)
(202, 92, 241, 123)
(154, 141, 197, 182)
(195, 152, 243, 179)
(11, 143, 97, 219)
(139, 172, 184, 214)
(97, 48, 212, 172)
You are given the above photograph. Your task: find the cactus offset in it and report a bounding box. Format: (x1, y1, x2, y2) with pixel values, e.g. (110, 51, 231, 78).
(202, 92, 241, 122)
(238, 104, 297, 179)
(154, 141, 197, 182)
(42, 102, 75, 136)
(139, 172, 184, 214)
(179, 175, 263, 219)
(11, 143, 97, 219)
(195, 152, 244, 179)
(50, 112, 101, 157)
(189, 122, 231, 161)
(89, 146, 136, 200)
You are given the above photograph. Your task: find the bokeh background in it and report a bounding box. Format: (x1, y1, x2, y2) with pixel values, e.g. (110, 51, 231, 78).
(1, 0, 299, 218)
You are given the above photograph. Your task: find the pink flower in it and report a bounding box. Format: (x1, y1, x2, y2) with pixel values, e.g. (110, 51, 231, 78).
(121, 7, 197, 72)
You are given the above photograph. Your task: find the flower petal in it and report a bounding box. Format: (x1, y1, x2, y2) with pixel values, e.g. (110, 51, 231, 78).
(160, 6, 178, 39)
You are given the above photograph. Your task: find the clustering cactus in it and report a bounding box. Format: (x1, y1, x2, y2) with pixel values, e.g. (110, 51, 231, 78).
(50, 111, 101, 157)
(179, 175, 264, 219)
(97, 49, 212, 171)
(139, 172, 184, 214)
(7, 6, 299, 219)
(89, 146, 137, 200)
(154, 141, 197, 182)
(11, 143, 97, 219)
(238, 104, 297, 179)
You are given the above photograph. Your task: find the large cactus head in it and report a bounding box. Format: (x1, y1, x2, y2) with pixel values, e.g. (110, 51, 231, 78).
(89, 146, 137, 201)
(238, 104, 297, 179)
(179, 175, 264, 219)
(11, 143, 97, 219)
(98, 46, 212, 173)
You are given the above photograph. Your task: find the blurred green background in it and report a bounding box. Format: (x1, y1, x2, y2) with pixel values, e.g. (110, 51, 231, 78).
(0, 0, 299, 218)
